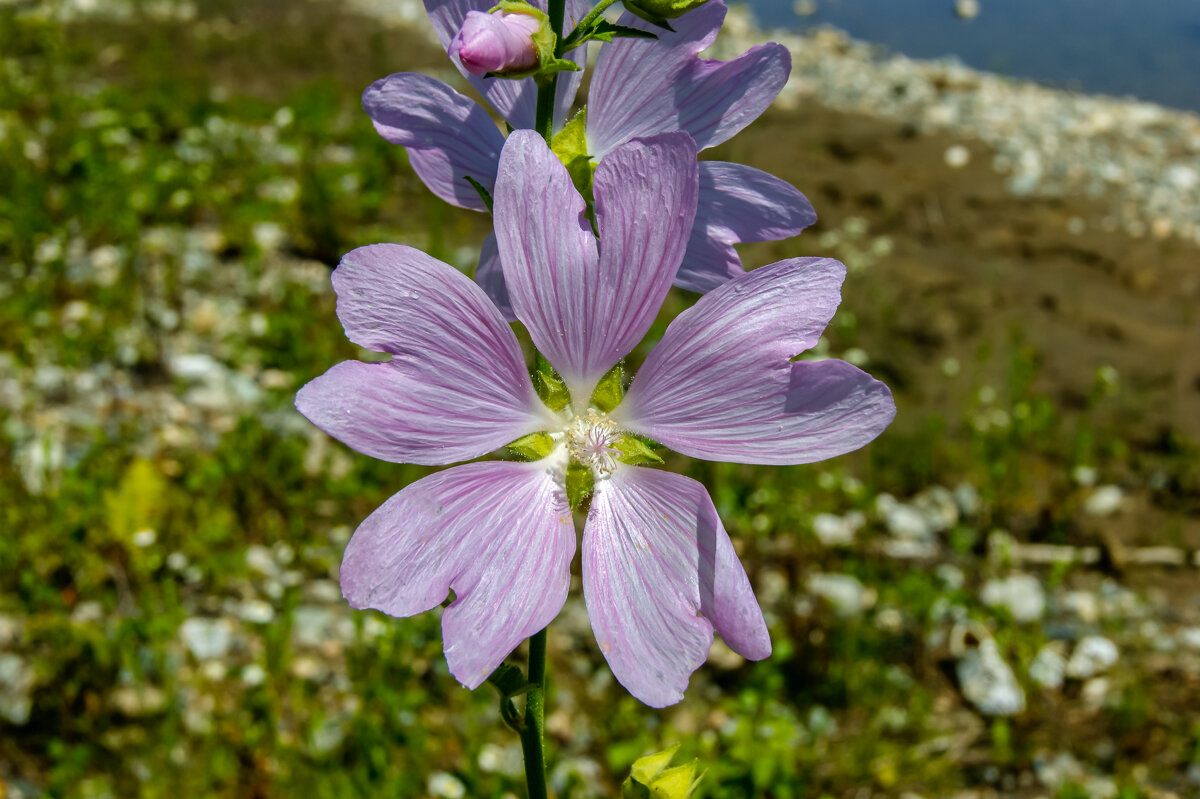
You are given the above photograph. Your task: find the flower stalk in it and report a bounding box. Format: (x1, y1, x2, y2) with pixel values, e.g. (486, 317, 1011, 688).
(534, 0, 566, 139)
(518, 628, 549, 799)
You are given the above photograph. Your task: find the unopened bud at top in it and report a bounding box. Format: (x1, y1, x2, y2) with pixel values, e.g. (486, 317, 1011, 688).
(449, 9, 542, 76)
(623, 0, 710, 26)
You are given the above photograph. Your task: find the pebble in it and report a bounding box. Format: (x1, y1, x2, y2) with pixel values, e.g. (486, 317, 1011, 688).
(179, 617, 235, 660)
(808, 573, 875, 617)
(1029, 642, 1068, 689)
(0, 654, 35, 725)
(1065, 636, 1119, 679)
(1083, 485, 1124, 517)
(952, 631, 1026, 716)
(811, 511, 863, 546)
(980, 574, 1046, 623)
(944, 144, 970, 167)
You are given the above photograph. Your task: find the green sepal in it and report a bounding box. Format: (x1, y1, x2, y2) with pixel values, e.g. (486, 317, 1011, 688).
(464, 175, 494, 213)
(506, 431, 555, 461)
(622, 745, 706, 799)
(565, 461, 594, 509)
(482, 1, 582, 81)
(486, 663, 534, 733)
(614, 435, 663, 466)
(630, 744, 680, 784)
(550, 108, 595, 199)
(533, 352, 571, 412)
(589, 361, 624, 412)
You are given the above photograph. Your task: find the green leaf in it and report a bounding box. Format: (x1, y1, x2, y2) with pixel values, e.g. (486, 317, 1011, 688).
(565, 461, 594, 509)
(550, 108, 594, 198)
(589, 361, 624, 412)
(464, 175, 494, 212)
(614, 435, 663, 466)
(506, 431, 555, 461)
(534, 352, 571, 412)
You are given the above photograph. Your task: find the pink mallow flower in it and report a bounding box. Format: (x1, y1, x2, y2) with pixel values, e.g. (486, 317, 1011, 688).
(295, 131, 895, 707)
(364, 0, 813, 300)
(449, 10, 542, 76)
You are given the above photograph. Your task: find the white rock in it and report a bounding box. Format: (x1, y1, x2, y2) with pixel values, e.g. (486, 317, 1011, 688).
(1029, 643, 1067, 689)
(955, 636, 1025, 716)
(0, 654, 35, 725)
(168, 352, 224, 382)
(885, 504, 932, 540)
(980, 574, 1046, 623)
(179, 618, 235, 660)
(944, 144, 970, 168)
(808, 573, 873, 617)
(812, 511, 863, 546)
(1066, 636, 1119, 679)
(428, 772, 466, 799)
(1083, 485, 1123, 517)
(954, 0, 980, 20)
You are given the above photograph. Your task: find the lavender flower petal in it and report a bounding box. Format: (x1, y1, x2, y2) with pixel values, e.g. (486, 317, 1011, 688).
(363, 73, 504, 211)
(586, 0, 790, 158)
(677, 161, 818, 293)
(615, 257, 896, 464)
(475, 231, 516, 321)
(423, 0, 588, 130)
(494, 131, 697, 400)
(295, 244, 552, 465)
(583, 467, 770, 707)
(341, 461, 575, 688)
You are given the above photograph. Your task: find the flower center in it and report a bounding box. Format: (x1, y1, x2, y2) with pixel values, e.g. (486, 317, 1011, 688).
(565, 409, 620, 476)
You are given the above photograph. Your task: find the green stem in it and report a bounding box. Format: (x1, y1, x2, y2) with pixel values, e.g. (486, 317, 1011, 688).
(560, 0, 622, 50)
(534, 0, 567, 140)
(519, 628, 549, 799)
(523, 2, 565, 793)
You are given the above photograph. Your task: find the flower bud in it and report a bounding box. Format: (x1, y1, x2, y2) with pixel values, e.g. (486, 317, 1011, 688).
(449, 9, 542, 76)
(623, 0, 710, 25)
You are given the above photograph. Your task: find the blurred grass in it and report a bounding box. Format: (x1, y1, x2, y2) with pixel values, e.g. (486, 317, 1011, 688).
(2, 1, 1199, 797)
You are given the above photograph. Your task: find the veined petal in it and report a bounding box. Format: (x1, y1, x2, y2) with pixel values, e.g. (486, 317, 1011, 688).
(341, 461, 575, 689)
(475, 231, 516, 321)
(295, 244, 551, 465)
(363, 73, 504, 211)
(586, 0, 790, 157)
(423, 0, 588, 130)
(494, 131, 697, 400)
(583, 467, 770, 707)
(616, 258, 896, 464)
(676, 161, 818, 294)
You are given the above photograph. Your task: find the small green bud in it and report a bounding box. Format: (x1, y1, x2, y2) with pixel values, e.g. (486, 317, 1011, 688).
(622, 0, 710, 29)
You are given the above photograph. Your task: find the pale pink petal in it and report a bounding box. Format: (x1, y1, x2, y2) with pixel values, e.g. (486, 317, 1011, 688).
(676, 161, 818, 293)
(583, 467, 770, 707)
(475, 231, 516, 321)
(423, 0, 587, 130)
(341, 461, 575, 689)
(493, 130, 697, 400)
(615, 258, 896, 464)
(363, 73, 504, 211)
(586, 0, 790, 157)
(295, 244, 551, 465)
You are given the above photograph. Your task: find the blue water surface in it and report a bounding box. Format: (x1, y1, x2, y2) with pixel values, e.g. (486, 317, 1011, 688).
(748, 0, 1200, 112)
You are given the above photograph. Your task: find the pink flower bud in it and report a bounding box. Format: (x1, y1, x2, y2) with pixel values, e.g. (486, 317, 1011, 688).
(449, 10, 542, 76)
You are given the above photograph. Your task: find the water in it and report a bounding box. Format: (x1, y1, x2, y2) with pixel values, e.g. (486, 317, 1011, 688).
(748, 0, 1200, 112)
